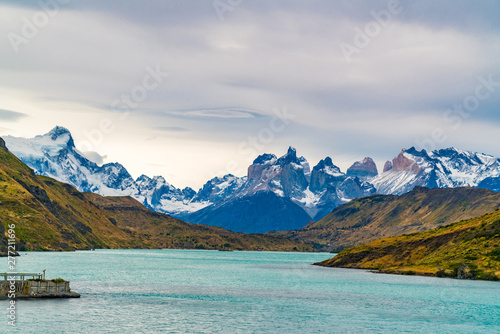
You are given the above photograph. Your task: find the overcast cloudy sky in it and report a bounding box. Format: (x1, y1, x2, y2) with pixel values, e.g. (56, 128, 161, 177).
(1, 0, 499, 189)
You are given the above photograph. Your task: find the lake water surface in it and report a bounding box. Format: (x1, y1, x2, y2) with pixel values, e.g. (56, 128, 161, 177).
(1, 249, 499, 333)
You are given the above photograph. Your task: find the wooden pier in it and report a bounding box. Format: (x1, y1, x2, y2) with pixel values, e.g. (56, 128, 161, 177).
(0, 272, 80, 299)
(0, 273, 43, 281)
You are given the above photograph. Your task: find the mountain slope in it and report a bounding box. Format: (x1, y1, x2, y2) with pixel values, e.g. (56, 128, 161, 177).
(188, 191, 313, 233)
(5, 129, 377, 232)
(275, 186, 500, 251)
(5, 126, 139, 197)
(0, 137, 133, 252)
(315, 209, 500, 281)
(4, 127, 201, 216)
(0, 137, 313, 253)
(84, 193, 312, 251)
(188, 148, 375, 232)
(8, 127, 500, 235)
(371, 147, 500, 195)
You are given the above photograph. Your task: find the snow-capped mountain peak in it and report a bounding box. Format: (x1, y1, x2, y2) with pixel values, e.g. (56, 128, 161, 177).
(277, 146, 299, 165)
(244, 146, 310, 199)
(252, 153, 277, 165)
(48, 125, 72, 140)
(313, 157, 343, 177)
(5, 126, 74, 160)
(5, 126, 140, 197)
(4, 127, 499, 234)
(370, 147, 500, 194)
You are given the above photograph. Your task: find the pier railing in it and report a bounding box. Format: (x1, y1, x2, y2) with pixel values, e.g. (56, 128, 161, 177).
(0, 273, 43, 281)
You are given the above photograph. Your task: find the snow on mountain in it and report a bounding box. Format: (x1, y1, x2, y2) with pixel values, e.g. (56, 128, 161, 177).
(237, 147, 316, 206)
(4, 126, 138, 197)
(6, 126, 499, 233)
(243, 147, 309, 199)
(2, 127, 378, 230)
(307, 156, 375, 219)
(5, 126, 73, 158)
(370, 147, 500, 195)
(192, 147, 376, 228)
(134, 174, 204, 216)
(193, 174, 246, 203)
(4, 127, 201, 216)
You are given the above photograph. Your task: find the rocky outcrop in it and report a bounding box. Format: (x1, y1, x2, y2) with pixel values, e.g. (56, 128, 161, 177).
(277, 147, 309, 198)
(346, 157, 378, 180)
(383, 160, 393, 172)
(187, 148, 377, 232)
(247, 154, 277, 180)
(243, 147, 310, 198)
(391, 149, 420, 173)
(0, 137, 7, 151)
(309, 157, 343, 192)
(337, 177, 375, 199)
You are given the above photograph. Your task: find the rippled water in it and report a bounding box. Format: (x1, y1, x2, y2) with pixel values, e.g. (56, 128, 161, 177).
(1, 249, 499, 333)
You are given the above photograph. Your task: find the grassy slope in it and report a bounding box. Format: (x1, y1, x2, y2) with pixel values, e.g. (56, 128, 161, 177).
(316, 209, 500, 280)
(85, 194, 313, 251)
(0, 140, 312, 254)
(0, 140, 143, 253)
(275, 187, 500, 251)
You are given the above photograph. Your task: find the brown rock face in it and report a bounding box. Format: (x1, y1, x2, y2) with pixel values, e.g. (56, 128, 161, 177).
(0, 137, 7, 151)
(247, 164, 266, 180)
(392, 149, 420, 173)
(247, 153, 277, 180)
(346, 157, 378, 179)
(383, 160, 393, 172)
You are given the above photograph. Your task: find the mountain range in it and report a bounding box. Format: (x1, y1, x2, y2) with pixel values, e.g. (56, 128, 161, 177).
(4, 126, 500, 233)
(0, 136, 312, 255)
(371, 147, 500, 194)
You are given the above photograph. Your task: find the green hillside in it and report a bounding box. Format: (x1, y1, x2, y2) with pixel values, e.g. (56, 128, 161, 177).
(85, 193, 312, 251)
(0, 138, 312, 255)
(316, 209, 500, 281)
(275, 186, 500, 251)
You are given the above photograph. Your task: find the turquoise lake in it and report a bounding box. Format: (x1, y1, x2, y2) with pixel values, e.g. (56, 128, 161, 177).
(1, 249, 499, 333)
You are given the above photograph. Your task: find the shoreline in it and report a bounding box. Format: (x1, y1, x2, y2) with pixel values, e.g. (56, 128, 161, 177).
(0, 292, 80, 300)
(313, 263, 500, 282)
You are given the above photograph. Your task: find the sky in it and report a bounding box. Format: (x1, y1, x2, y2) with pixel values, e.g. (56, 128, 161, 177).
(1, 0, 499, 189)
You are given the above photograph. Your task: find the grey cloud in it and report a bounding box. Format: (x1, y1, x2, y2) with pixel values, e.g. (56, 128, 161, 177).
(80, 151, 107, 165)
(6, 0, 499, 33)
(0, 109, 27, 121)
(165, 108, 263, 119)
(155, 126, 189, 132)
